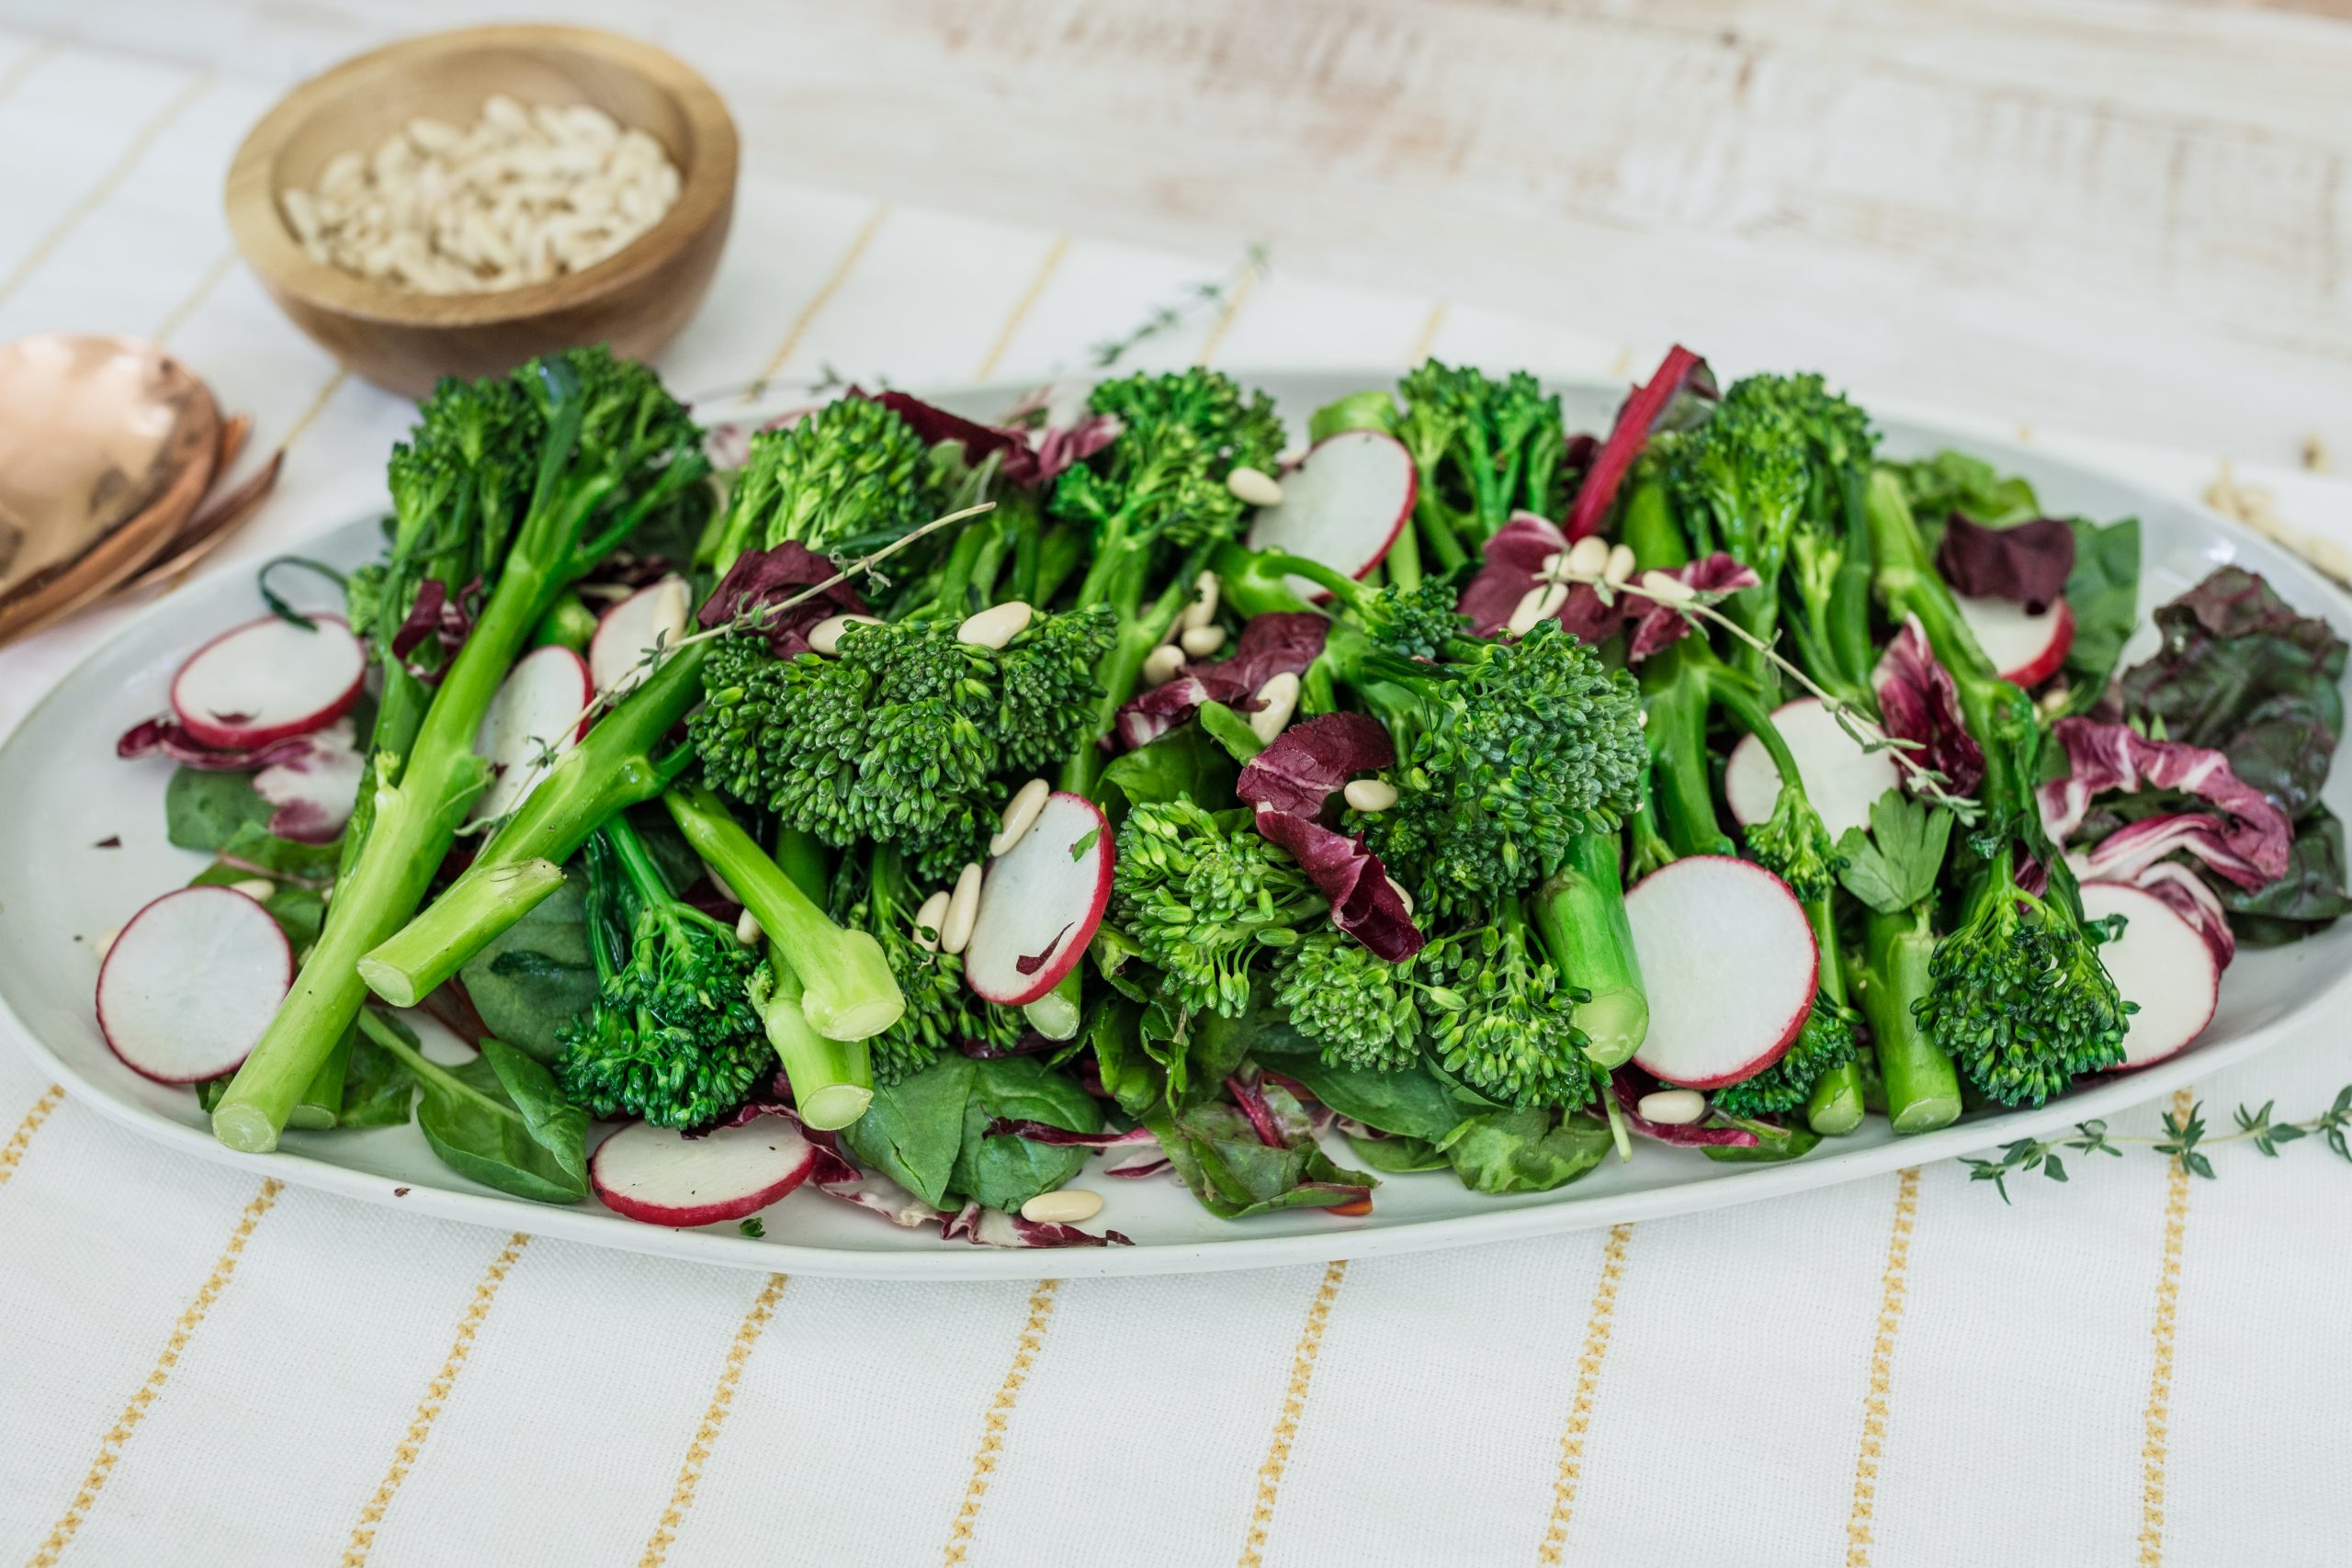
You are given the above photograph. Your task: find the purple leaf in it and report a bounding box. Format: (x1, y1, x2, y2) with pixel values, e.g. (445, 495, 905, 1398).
(858, 389, 1120, 488)
(1626, 554, 1759, 660)
(980, 1120, 1161, 1150)
(942, 1203, 1135, 1248)
(118, 717, 319, 772)
(1459, 512, 1576, 639)
(251, 719, 363, 842)
(2040, 716, 2292, 886)
(387, 577, 482, 682)
(697, 541, 872, 659)
(1225, 1072, 1289, 1149)
(1111, 612, 1329, 750)
(1236, 712, 1395, 818)
(1871, 615, 1985, 797)
(1251, 807, 1425, 961)
(1936, 513, 2075, 613)
(1013, 921, 1076, 976)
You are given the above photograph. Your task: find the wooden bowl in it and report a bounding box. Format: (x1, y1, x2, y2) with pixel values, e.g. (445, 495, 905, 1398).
(225, 26, 736, 398)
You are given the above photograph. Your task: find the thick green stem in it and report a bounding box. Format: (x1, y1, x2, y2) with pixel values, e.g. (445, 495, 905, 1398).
(356, 644, 709, 1007)
(1532, 834, 1648, 1067)
(287, 1028, 351, 1131)
(758, 946, 873, 1130)
(1801, 896, 1864, 1135)
(664, 784, 904, 1042)
(1062, 547, 1206, 795)
(1023, 967, 1085, 1042)
(1860, 904, 1960, 1133)
(1642, 647, 1732, 858)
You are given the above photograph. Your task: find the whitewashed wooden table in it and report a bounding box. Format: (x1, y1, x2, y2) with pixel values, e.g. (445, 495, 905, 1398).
(1, 6, 2350, 1565)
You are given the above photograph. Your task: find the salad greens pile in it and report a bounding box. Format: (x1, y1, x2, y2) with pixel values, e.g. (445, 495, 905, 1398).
(124, 343, 2349, 1247)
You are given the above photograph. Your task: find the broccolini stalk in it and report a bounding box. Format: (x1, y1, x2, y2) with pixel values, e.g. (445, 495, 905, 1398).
(554, 822, 775, 1130)
(1392, 359, 1566, 570)
(663, 783, 905, 1043)
(357, 642, 709, 1007)
(1532, 834, 1646, 1068)
(750, 951, 873, 1130)
(213, 350, 713, 1154)
(1853, 904, 1960, 1132)
(1867, 471, 2127, 1105)
(1795, 899, 1865, 1135)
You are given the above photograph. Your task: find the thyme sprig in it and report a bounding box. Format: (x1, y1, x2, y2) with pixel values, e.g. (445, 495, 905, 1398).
(1962, 1086, 2352, 1200)
(1088, 243, 1271, 368)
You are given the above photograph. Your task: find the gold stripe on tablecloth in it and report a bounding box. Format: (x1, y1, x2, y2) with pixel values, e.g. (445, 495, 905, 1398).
(24, 1178, 282, 1567)
(941, 1279, 1064, 1565)
(639, 1272, 789, 1567)
(1237, 1259, 1349, 1568)
(0, 1084, 65, 1190)
(0, 71, 211, 310)
(1844, 1168, 1923, 1566)
(2138, 1089, 2196, 1566)
(0, 39, 55, 104)
(339, 1232, 532, 1566)
(1406, 301, 1449, 365)
(743, 202, 892, 402)
(974, 235, 1070, 381)
(1536, 1223, 1635, 1564)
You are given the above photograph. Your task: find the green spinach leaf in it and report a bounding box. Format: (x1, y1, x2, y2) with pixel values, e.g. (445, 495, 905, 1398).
(2059, 514, 2140, 711)
(1144, 1101, 1373, 1219)
(952, 1057, 1102, 1212)
(1276, 1055, 1465, 1145)
(841, 1055, 973, 1211)
(461, 874, 599, 1062)
(361, 1015, 586, 1202)
(1099, 723, 1238, 821)
(1440, 1109, 1610, 1193)
(164, 768, 272, 852)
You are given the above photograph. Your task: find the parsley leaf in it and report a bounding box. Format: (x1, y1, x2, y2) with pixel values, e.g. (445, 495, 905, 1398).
(1836, 790, 1953, 914)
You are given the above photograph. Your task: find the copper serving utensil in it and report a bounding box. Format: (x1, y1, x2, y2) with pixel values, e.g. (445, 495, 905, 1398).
(115, 414, 286, 595)
(0, 334, 221, 646)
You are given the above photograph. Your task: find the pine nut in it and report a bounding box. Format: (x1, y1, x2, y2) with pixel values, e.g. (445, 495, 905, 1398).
(939, 863, 984, 954)
(1637, 1089, 1708, 1125)
(1385, 877, 1415, 917)
(1180, 570, 1223, 631)
(1250, 671, 1301, 744)
(1343, 778, 1399, 812)
(1022, 1188, 1103, 1224)
(1537, 550, 1566, 579)
(807, 613, 881, 656)
(1227, 466, 1284, 507)
(1143, 643, 1186, 685)
(1605, 543, 1637, 587)
(1506, 581, 1569, 635)
(735, 907, 763, 948)
(1180, 624, 1227, 658)
(912, 890, 951, 953)
(956, 601, 1034, 649)
(1639, 570, 1696, 604)
(703, 863, 741, 906)
(990, 778, 1051, 856)
(1566, 535, 1611, 581)
(227, 878, 276, 903)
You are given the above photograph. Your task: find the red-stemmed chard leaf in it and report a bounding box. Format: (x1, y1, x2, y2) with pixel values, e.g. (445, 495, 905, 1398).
(1110, 612, 1329, 750)
(697, 541, 872, 659)
(2040, 716, 2292, 886)
(1871, 615, 1986, 797)
(1565, 345, 1716, 541)
(1936, 513, 2075, 613)
(857, 389, 1119, 488)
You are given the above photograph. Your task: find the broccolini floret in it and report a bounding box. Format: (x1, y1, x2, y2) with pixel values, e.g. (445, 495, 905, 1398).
(555, 819, 775, 1130)
(1114, 800, 1327, 1017)
(1274, 931, 1432, 1075)
(1742, 778, 1842, 904)
(1709, 995, 1860, 1117)
(1393, 358, 1566, 570)
(1425, 908, 1595, 1111)
(700, 394, 938, 573)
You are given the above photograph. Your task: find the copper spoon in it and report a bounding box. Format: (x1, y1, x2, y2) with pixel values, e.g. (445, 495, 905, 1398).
(0, 333, 221, 646)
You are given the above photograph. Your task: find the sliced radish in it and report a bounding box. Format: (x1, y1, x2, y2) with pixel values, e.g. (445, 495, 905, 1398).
(170, 614, 365, 750)
(589, 574, 693, 698)
(1626, 856, 1818, 1089)
(965, 792, 1114, 1006)
(591, 1114, 818, 1226)
(1956, 593, 2074, 687)
(469, 645, 593, 823)
(2078, 882, 2220, 1069)
(1723, 696, 1904, 841)
(1244, 429, 1417, 600)
(250, 718, 363, 842)
(96, 886, 292, 1084)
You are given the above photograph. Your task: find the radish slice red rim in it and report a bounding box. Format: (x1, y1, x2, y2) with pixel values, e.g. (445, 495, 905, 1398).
(469, 644, 594, 823)
(1956, 593, 2075, 687)
(591, 1114, 818, 1227)
(1723, 696, 1904, 841)
(1244, 429, 1417, 600)
(965, 792, 1114, 1006)
(590, 575, 693, 697)
(2077, 882, 2219, 1069)
(170, 614, 365, 750)
(96, 886, 292, 1084)
(1626, 856, 1818, 1089)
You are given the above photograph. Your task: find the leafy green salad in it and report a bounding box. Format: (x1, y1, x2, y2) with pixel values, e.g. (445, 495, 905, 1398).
(96, 345, 2349, 1247)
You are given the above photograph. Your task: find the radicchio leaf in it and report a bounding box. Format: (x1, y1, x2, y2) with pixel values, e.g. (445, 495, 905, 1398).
(1871, 615, 1985, 797)
(1458, 513, 1578, 639)
(697, 541, 871, 659)
(2039, 716, 2292, 886)
(1609, 1071, 1763, 1147)
(1934, 513, 2075, 613)
(250, 719, 363, 842)
(118, 717, 318, 771)
(857, 389, 1119, 488)
(1235, 712, 1395, 818)
(389, 577, 482, 682)
(1251, 807, 1426, 962)
(941, 1203, 1135, 1248)
(1565, 344, 1716, 541)
(1626, 554, 1759, 660)
(1110, 612, 1328, 750)
(981, 1120, 1161, 1150)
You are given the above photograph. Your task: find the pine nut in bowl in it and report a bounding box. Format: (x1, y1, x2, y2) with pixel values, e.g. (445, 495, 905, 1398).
(224, 25, 737, 397)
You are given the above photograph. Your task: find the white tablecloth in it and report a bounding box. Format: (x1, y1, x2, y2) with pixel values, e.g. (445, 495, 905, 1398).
(2, 29, 2349, 1568)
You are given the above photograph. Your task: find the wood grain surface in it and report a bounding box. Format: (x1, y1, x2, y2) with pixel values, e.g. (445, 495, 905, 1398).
(6, 0, 2349, 462)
